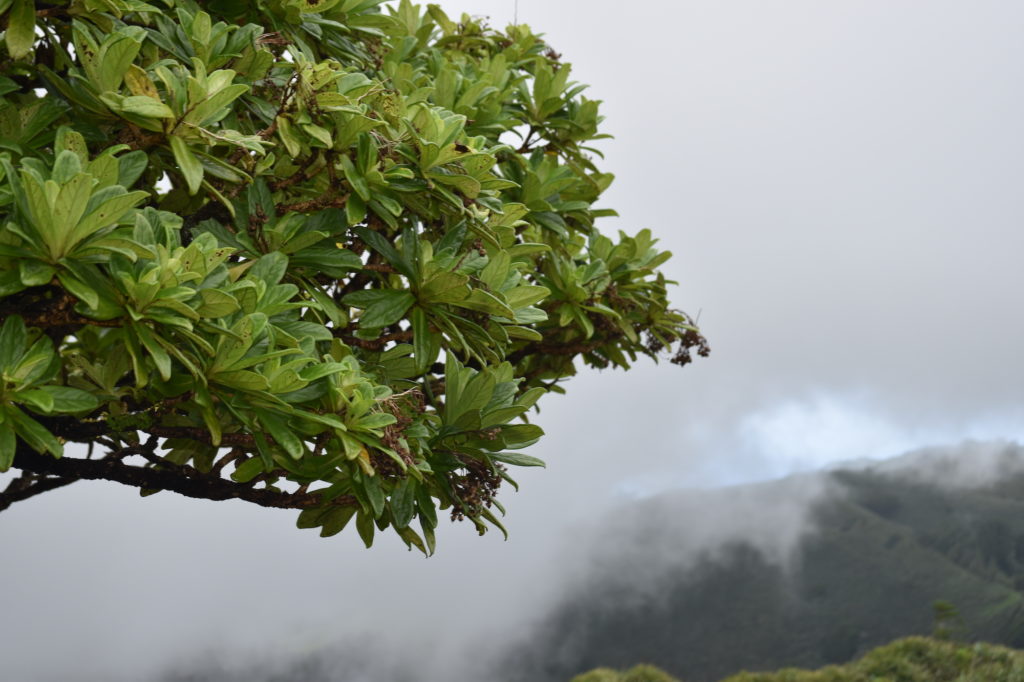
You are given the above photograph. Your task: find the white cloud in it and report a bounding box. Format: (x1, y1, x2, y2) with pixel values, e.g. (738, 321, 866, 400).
(738, 393, 1024, 478)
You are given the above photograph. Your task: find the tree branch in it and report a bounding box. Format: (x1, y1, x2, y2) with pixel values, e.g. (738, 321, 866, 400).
(9, 446, 356, 511)
(276, 193, 349, 216)
(0, 472, 79, 512)
(339, 329, 413, 350)
(144, 426, 258, 448)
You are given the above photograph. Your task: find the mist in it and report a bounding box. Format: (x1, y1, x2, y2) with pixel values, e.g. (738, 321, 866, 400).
(5, 1, 1024, 680)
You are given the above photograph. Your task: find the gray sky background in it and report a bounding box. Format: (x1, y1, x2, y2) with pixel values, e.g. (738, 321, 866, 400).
(3, 2, 1024, 680)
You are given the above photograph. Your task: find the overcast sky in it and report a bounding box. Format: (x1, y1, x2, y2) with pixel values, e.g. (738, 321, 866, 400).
(3, 2, 1024, 681)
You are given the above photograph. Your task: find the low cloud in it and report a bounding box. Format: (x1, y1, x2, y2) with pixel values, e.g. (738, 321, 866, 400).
(737, 393, 1024, 479)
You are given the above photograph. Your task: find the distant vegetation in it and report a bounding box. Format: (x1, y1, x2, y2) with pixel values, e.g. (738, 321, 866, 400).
(506, 446, 1024, 681)
(572, 664, 681, 682)
(573, 637, 1024, 681)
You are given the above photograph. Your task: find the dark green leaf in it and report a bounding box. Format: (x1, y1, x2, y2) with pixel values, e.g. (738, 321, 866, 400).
(0, 415, 14, 471)
(319, 506, 358, 537)
(231, 457, 266, 483)
(9, 406, 62, 457)
(390, 478, 416, 528)
(0, 314, 26, 368)
(489, 452, 546, 468)
(256, 408, 305, 459)
(344, 289, 414, 329)
(355, 508, 375, 548)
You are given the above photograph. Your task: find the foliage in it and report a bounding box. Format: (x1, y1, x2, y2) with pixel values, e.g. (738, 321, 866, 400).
(932, 600, 964, 641)
(572, 638, 1024, 682)
(572, 664, 683, 682)
(0, 0, 706, 550)
(723, 636, 1024, 682)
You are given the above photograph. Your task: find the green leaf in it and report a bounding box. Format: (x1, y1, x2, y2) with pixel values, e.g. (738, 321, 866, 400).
(298, 362, 350, 382)
(353, 226, 415, 279)
(416, 484, 437, 529)
(395, 525, 428, 555)
(453, 289, 515, 318)
(353, 413, 397, 430)
(67, 190, 149, 253)
(9, 336, 55, 385)
(363, 473, 385, 517)
(249, 251, 288, 285)
(97, 32, 142, 92)
(17, 388, 54, 413)
(133, 323, 172, 381)
(0, 270, 28, 299)
(170, 136, 204, 195)
(0, 314, 26, 368)
(117, 151, 149, 188)
(185, 83, 249, 127)
(489, 452, 546, 468)
(57, 272, 100, 310)
(51, 150, 83, 184)
(256, 408, 305, 459)
(505, 285, 551, 309)
(0, 418, 14, 471)
(339, 154, 371, 201)
(38, 386, 100, 413)
(411, 306, 437, 374)
(5, 0, 35, 60)
(345, 289, 414, 329)
(9, 406, 62, 457)
(195, 289, 240, 317)
(390, 478, 415, 528)
(419, 271, 468, 303)
(345, 193, 366, 226)
(119, 95, 176, 120)
(231, 457, 265, 483)
(355, 508, 375, 548)
(319, 506, 357, 537)
(498, 424, 544, 449)
(47, 172, 93, 257)
(213, 370, 269, 391)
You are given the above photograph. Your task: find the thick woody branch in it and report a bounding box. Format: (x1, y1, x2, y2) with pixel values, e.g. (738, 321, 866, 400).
(9, 446, 356, 512)
(144, 426, 258, 448)
(0, 473, 79, 512)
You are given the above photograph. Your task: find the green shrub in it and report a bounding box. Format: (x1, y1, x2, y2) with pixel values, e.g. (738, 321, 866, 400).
(0, 0, 706, 547)
(722, 636, 1024, 682)
(571, 664, 682, 682)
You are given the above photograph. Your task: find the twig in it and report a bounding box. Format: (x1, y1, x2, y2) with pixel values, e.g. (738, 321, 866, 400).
(339, 330, 413, 350)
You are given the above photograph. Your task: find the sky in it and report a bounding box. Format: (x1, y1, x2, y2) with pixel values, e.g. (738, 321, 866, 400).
(3, 2, 1024, 680)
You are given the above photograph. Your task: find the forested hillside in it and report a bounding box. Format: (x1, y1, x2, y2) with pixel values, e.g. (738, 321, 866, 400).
(506, 444, 1024, 682)
(572, 637, 1024, 682)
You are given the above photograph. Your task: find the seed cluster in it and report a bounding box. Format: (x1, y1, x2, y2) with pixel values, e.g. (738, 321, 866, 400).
(449, 456, 505, 522)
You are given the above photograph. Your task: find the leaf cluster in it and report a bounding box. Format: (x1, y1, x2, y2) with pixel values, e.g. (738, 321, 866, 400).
(0, 0, 706, 550)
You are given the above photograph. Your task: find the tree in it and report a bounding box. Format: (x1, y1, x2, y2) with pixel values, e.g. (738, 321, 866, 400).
(0, 0, 707, 552)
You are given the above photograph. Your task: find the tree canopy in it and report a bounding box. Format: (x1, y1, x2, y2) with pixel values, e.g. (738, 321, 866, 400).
(0, 0, 707, 552)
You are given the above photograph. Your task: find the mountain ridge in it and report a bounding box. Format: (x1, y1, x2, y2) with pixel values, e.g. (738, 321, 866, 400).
(500, 441, 1024, 682)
